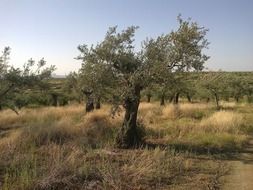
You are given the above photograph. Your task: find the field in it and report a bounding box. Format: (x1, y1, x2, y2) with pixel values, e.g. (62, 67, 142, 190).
(0, 102, 252, 190)
(1, 0, 253, 189)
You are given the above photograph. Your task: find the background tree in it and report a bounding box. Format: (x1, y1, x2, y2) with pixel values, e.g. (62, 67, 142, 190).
(64, 72, 83, 104)
(201, 71, 230, 109)
(144, 15, 209, 106)
(142, 85, 155, 103)
(0, 47, 55, 113)
(143, 34, 177, 106)
(171, 72, 199, 104)
(243, 73, 253, 103)
(77, 45, 116, 112)
(227, 73, 251, 103)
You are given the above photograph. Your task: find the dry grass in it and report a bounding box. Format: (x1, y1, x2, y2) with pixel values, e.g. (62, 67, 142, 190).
(199, 111, 243, 133)
(0, 105, 84, 130)
(0, 142, 226, 190)
(0, 102, 252, 189)
(141, 103, 251, 151)
(161, 103, 211, 120)
(138, 103, 162, 126)
(220, 101, 237, 109)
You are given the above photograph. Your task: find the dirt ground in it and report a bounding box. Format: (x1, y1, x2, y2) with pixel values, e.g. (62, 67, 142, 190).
(222, 138, 253, 190)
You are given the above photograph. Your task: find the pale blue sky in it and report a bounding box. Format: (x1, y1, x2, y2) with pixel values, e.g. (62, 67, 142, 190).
(0, 0, 252, 74)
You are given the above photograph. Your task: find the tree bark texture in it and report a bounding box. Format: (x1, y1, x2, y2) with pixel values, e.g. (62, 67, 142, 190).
(95, 97, 101, 109)
(160, 94, 165, 106)
(116, 85, 142, 148)
(174, 92, 180, 104)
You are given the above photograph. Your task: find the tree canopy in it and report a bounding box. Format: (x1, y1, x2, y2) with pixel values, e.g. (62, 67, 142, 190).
(77, 16, 210, 148)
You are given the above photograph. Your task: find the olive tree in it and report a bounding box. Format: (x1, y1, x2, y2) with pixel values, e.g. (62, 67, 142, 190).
(77, 44, 116, 112)
(78, 16, 209, 148)
(227, 73, 252, 103)
(201, 71, 230, 109)
(78, 26, 150, 147)
(143, 34, 175, 106)
(64, 72, 84, 104)
(0, 47, 55, 113)
(144, 16, 209, 106)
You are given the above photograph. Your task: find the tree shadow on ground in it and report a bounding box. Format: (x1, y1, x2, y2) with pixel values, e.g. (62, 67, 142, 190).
(141, 137, 253, 165)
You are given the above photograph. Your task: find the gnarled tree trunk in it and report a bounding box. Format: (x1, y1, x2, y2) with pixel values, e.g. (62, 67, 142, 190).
(169, 95, 174, 103)
(83, 89, 94, 112)
(147, 94, 151, 103)
(160, 94, 165, 106)
(234, 96, 239, 103)
(95, 97, 101, 109)
(116, 85, 141, 148)
(173, 92, 180, 104)
(214, 93, 220, 110)
(187, 94, 192, 103)
(51, 94, 58, 107)
(86, 96, 94, 112)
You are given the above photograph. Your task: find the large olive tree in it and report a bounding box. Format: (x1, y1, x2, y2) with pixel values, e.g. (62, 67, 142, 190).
(78, 26, 150, 147)
(78, 16, 209, 148)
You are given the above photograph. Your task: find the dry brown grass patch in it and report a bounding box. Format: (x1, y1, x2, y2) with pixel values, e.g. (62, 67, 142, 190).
(199, 111, 244, 134)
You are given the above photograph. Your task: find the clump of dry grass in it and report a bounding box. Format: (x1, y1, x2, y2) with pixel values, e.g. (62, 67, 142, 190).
(142, 103, 250, 152)
(161, 104, 180, 120)
(138, 103, 162, 126)
(99, 148, 186, 189)
(1, 143, 88, 190)
(139, 102, 159, 111)
(0, 129, 22, 161)
(179, 103, 210, 119)
(160, 110, 248, 151)
(34, 144, 88, 190)
(199, 111, 244, 133)
(79, 108, 122, 147)
(0, 105, 121, 189)
(161, 103, 210, 120)
(220, 101, 236, 109)
(0, 105, 84, 130)
(0, 105, 122, 149)
(1, 142, 225, 190)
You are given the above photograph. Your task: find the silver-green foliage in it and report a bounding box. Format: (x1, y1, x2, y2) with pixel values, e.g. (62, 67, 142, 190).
(0, 47, 55, 112)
